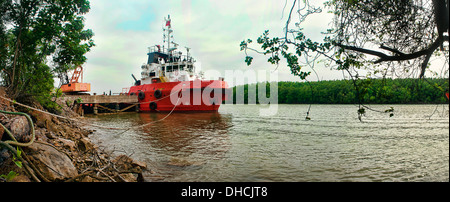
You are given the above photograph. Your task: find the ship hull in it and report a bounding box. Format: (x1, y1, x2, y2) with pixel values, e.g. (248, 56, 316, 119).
(128, 80, 229, 112)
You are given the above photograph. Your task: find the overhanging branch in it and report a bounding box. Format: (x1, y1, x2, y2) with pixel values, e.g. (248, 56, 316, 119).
(380, 45, 405, 56)
(335, 35, 446, 78)
(335, 43, 389, 59)
(373, 36, 444, 64)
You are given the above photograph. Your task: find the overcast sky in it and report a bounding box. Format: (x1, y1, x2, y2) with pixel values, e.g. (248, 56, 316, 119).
(81, 0, 341, 94)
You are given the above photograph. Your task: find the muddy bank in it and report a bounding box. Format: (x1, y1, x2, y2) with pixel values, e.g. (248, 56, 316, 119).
(0, 88, 146, 182)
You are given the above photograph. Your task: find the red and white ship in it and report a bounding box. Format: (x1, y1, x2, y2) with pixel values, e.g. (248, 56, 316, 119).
(128, 15, 229, 112)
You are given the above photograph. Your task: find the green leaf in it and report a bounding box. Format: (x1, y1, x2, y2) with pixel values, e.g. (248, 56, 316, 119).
(14, 160, 22, 169)
(245, 56, 253, 66)
(16, 146, 21, 157)
(1, 171, 19, 182)
(357, 108, 365, 115)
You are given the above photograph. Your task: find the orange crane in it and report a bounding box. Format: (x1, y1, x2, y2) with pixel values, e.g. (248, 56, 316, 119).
(60, 66, 91, 94)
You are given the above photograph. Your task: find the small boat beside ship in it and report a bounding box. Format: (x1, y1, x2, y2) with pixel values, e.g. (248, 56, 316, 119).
(127, 15, 230, 112)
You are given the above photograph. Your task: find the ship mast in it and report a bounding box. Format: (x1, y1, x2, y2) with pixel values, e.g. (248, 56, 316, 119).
(163, 15, 173, 55)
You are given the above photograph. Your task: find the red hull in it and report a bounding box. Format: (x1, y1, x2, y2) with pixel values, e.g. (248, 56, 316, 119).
(128, 80, 229, 112)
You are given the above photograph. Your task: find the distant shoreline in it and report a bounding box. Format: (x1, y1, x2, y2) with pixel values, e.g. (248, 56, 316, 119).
(228, 78, 449, 105)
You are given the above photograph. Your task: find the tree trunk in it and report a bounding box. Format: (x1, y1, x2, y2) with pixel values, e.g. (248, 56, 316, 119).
(432, 0, 449, 36)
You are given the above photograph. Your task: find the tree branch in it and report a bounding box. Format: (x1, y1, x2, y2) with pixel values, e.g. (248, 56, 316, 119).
(335, 43, 389, 59)
(420, 51, 434, 78)
(374, 36, 443, 64)
(379, 45, 405, 56)
(336, 35, 445, 67)
(283, 0, 297, 47)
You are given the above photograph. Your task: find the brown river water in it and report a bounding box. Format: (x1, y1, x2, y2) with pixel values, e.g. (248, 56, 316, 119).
(86, 104, 449, 182)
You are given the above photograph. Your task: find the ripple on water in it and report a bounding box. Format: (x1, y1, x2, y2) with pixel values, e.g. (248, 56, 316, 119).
(88, 104, 449, 182)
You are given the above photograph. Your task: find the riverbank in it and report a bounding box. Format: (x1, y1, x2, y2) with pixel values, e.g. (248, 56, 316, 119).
(0, 87, 146, 182)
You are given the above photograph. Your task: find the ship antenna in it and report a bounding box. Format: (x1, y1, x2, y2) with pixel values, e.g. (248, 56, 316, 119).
(185, 46, 190, 59)
(164, 15, 173, 55)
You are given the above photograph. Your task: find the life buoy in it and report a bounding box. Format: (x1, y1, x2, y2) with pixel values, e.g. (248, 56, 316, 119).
(149, 102, 157, 110)
(138, 91, 145, 100)
(154, 89, 162, 99)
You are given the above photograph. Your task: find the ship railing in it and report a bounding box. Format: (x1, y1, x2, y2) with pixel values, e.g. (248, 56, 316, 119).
(148, 46, 170, 54)
(148, 46, 195, 63)
(166, 55, 195, 63)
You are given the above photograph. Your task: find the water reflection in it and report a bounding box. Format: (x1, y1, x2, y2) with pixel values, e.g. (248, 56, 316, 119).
(89, 105, 449, 182)
(137, 112, 232, 157)
(130, 112, 233, 181)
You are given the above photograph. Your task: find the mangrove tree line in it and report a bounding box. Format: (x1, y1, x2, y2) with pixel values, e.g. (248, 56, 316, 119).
(231, 78, 449, 104)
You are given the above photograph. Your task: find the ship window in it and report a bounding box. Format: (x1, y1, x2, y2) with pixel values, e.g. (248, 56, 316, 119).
(186, 65, 193, 72)
(149, 72, 156, 77)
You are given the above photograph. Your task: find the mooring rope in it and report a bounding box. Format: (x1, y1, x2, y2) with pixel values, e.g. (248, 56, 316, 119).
(0, 95, 123, 130)
(0, 92, 182, 182)
(0, 89, 182, 131)
(0, 110, 35, 147)
(0, 110, 41, 182)
(135, 87, 184, 105)
(113, 93, 182, 135)
(108, 88, 182, 105)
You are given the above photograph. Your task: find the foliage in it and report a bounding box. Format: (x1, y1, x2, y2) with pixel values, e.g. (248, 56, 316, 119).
(230, 78, 449, 105)
(240, 0, 449, 109)
(27, 63, 62, 113)
(327, 0, 449, 78)
(241, 0, 448, 79)
(0, 0, 94, 104)
(12, 146, 23, 169)
(0, 171, 19, 182)
(0, 146, 23, 182)
(66, 100, 72, 108)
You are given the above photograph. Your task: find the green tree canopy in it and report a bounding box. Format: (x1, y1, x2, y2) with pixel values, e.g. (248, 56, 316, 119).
(0, 0, 94, 100)
(231, 79, 448, 105)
